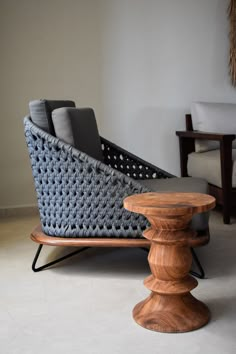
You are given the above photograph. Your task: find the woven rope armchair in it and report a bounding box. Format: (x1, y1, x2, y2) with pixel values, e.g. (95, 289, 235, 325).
(24, 100, 210, 277)
(24, 117, 171, 238)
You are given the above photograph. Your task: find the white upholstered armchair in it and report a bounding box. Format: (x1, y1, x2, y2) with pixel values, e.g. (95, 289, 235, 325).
(176, 102, 236, 224)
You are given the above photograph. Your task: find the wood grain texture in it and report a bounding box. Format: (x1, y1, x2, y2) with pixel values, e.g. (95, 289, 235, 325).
(31, 225, 150, 248)
(124, 192, 215, 217)
(31, 225, 209, 248)
(133, 293, 210, 333)
(176, 130, 236, 141)
(124, 192, 215, 333)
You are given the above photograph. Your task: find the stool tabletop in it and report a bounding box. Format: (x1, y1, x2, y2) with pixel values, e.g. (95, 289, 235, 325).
(124, 192, 215, 217)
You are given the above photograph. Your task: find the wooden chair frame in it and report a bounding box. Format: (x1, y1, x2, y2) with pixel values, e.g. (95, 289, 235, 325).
(31, 225, 209, 278)
(176, 114, 236, 224)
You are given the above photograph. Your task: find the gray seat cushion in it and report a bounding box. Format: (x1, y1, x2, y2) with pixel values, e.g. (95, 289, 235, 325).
(139, 177, 209, 231)
(140, 177, 208, 193)
(29, 99, 76, 135)
(188, 149, 236, 188)
(52, 107, 103, 162)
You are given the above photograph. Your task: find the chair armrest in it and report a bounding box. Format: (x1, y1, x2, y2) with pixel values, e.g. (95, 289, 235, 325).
(176, 130, 236, 142)
(176, 130, 234, 208)
(100, 136, 174, 180)
(176, 131, 235, 177)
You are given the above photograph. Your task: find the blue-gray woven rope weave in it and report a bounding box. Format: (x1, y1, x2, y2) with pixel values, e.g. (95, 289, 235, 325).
(24, 117, 151, 238)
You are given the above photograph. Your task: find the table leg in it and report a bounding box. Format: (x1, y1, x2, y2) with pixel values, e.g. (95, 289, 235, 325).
(133, 220, 210, 333)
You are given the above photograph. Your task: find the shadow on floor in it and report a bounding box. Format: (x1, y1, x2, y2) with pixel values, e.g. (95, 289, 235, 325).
(32, 245, 151, 278)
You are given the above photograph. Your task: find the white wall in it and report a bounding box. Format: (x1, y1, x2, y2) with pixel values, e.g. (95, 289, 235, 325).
(0, 0, 235, 208)
(0, 0, 103, 207)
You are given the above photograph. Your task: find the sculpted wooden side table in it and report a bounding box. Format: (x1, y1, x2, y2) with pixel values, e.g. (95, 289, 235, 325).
(124, 192, 215, 333)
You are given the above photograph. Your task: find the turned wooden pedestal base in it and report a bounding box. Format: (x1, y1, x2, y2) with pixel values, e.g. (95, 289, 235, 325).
(133, 292, 210, 333)
(124, 192, 215, 333)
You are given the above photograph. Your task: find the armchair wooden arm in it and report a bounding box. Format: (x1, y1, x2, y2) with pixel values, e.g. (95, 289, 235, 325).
(176, 130, 235, 176)
(176, 130, 235, 178)
(176, 114, 236, 224)
(176, 130, 236, 142)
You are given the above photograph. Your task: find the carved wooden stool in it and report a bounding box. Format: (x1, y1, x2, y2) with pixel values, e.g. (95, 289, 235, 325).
(124, 192, 215, 333)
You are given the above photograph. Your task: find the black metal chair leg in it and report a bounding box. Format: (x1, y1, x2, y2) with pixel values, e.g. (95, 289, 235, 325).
(140, 247, 205, 279)
(32, 244, 90, 272)
(190, 248, 205, 279)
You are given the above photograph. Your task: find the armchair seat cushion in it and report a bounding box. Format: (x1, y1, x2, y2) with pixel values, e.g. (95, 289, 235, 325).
(139, 176, 208, 193)
(187, 149, 236, 188)
(139, 177, 209, 231)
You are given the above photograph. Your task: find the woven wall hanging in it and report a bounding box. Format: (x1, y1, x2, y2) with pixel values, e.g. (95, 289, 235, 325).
(229, 0, 236, 86)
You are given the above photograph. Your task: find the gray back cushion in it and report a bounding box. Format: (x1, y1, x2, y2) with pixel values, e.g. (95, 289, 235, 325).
(52, 107, 103, 161)
(29, 99, 76, 135)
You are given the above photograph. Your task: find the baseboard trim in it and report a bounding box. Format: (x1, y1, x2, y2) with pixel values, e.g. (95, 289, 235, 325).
(0, 205, 39, 218)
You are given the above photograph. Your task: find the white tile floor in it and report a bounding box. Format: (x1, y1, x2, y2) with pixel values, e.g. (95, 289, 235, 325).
(0, 210, 236, 354)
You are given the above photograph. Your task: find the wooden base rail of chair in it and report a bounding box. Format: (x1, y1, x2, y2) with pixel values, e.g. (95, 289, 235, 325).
(124, 192, 215, 333)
